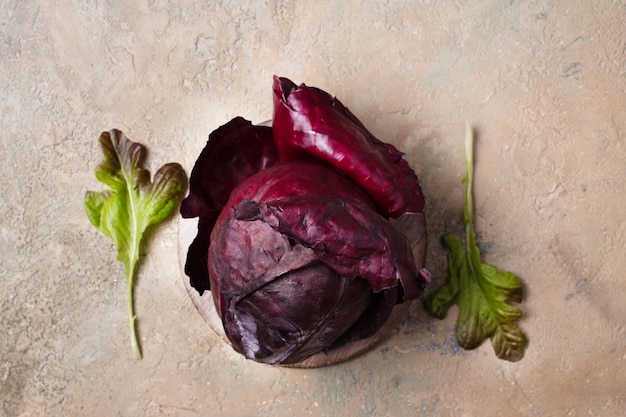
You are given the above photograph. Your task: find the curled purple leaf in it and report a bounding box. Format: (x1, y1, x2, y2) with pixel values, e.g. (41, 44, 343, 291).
(180, 117, 279, 293)
(272, 76, 425, 218)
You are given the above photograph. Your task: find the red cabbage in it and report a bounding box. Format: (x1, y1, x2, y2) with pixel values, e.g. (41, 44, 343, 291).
(181, 77, 428, 364)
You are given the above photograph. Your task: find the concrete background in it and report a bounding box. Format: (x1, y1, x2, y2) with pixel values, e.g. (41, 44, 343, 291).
(1, 1, 625, 416)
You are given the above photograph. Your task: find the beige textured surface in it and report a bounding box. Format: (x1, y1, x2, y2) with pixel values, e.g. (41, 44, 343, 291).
(2, 1, 625, 416)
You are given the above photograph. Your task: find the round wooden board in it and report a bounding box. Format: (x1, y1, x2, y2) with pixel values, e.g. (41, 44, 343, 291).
(178, 207, 427, 368)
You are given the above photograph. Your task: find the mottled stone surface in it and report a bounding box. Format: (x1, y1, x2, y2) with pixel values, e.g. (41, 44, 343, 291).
(1, 1, 625, 416)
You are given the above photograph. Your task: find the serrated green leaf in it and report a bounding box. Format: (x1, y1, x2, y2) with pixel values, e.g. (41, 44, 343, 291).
(85, 129, 188, 359)
(425, 124, 527, 362)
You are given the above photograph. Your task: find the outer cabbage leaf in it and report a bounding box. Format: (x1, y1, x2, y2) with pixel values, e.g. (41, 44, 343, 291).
(272, 76, 425, 218)
(180, 117, 279, 293)
(237, 195, 424, 300)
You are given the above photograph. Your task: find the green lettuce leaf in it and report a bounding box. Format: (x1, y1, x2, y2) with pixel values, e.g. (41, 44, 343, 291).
(425, 124, 527, 362)
(85, 130, 188, 359)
